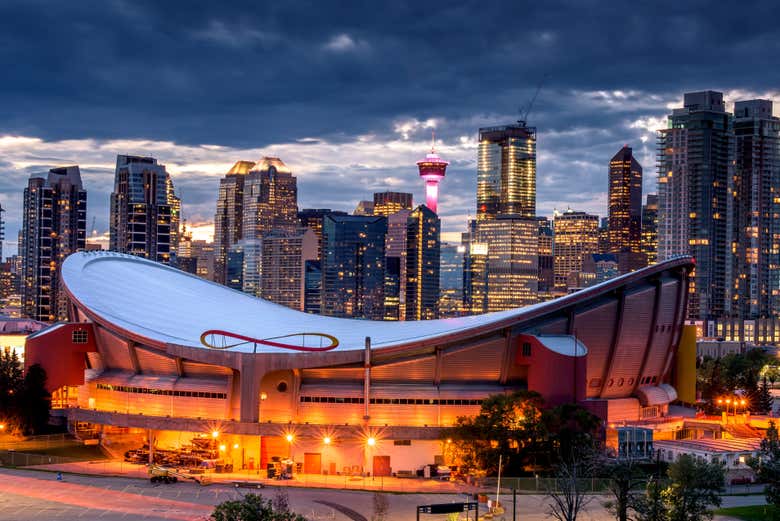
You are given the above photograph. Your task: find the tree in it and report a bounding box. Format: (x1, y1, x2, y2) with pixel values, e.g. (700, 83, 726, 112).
(544, 403, 602, 465)
(634, 478, 668, 521)
(748, 421, 780, 509)
(593, 454, 648, 521)
(211, 494, 307, 521)
(450, 390, 546, 475)
(0, 348, 24, 431)
(754, 377, 774, 415)
(663, 454, 725, 521)
(546, 458, 592, 521)
(18, 364, 51, 435)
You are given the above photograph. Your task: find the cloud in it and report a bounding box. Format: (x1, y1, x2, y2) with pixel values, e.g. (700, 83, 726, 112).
(323, 33, 367, 52)
(191, 19, 278, 48)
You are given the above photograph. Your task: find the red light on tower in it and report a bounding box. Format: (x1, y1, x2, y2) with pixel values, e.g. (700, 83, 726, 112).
(417, 132, 448, 214)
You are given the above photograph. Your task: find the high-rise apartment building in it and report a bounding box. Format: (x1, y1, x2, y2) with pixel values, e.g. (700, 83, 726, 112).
(261, 229, 318, 311)
(213, 160, 255, 284)
(477, 123, 536, 220)
(608, 145, 644, 272)
(405, 205, 440, 320)
(240, 240, 263, 297)
(21, 167, 86, 321)
(439, 242, 465, 317)
(733, 99, 780, 319)
(658, 91, 735, 319)
(353, 200, 374, 216)
(321, 215, 386, 320)
(469, 217, 538, 313)
(553, 209, 600, 290)
(641, 194, 659, 265)
(385, 209, 412, 319)
(537, 217, 555, 299)
(373, 192, 413, 217)
(226, 242, 246, 291)
(242, 157, 298, 241)
(109, 155, 180, 264)
(298, 208, 348, 260)
(0, 204, 5, 261)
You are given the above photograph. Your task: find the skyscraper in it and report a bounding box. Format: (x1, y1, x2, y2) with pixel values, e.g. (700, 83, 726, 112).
(242, 157, 298, 240)
(21, 167, 86, 321)
(658, 91, 735, 319)
(553, 209, 600, 291)
(537, 217, 555, 299)
(321, 215, 386, 320)
(477, 123, 536, 220)
(641, 194, 658, 265)
(438, 242, 465, 317)
(733, 99, 780, 319)
(109, 155, 180, 264)
(608, 145, 644, 272)
(213, 160, 255, 284)
(298, 208, 348, 260)
(373, 192, 413, 217)
(417, 145, 448, 214)
(405, 205, 440, 320)
(0, 204, 5, 262)
(469, 217, 538, 312)
(261, 229, 318, 311)
(385, 209, 412, 319)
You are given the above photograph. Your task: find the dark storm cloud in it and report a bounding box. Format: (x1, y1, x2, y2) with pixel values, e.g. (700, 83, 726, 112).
(1, 0, 778, 250)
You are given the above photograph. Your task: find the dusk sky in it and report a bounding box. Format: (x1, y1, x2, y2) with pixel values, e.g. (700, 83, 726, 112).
(1, 0, 779, 254)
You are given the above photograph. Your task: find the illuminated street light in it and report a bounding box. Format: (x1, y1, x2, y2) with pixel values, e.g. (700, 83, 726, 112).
(323, 436, 331, 445)
(212, 430, 219, 438)
(233, 443, 240, 449)
(0, 423, 5, 431)
(286, 433, 294, 443)
(367, 437, 376, 447)
(219, 444, 226, 452)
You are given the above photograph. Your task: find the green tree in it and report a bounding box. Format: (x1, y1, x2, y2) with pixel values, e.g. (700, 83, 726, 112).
(544, 403, 602, 464)
(450, 390, 546, 475)
(593, 454, 648, 521)
(748, 421, 780, 509)
(634, 478, 668, 521)
(18, 364, 51, 435)
(211, 494, 307, 521)
(755, 377, 774, 414)
(0, 348, 23, 428)
(663, 454, 724, 521)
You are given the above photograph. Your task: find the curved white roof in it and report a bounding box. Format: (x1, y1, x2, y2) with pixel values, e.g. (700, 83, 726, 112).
(62, 252, 548, 354)
(62, 252, 693, 355)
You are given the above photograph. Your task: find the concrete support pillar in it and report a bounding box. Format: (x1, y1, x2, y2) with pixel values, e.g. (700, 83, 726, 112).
(148, 429, 155, 466)
(239, 357, 265, 423)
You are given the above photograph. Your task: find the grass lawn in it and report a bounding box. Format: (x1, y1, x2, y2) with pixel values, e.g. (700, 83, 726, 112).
(24, 445, 108, 460)
(715, 505, 779, 520)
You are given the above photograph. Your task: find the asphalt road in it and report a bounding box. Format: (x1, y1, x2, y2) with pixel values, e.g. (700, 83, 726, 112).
(0, 468, 767, 520)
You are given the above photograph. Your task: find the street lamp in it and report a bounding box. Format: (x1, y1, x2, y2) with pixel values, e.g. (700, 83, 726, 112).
(367, 437, 376, 447)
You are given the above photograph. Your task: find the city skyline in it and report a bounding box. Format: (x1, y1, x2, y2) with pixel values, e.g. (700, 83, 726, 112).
(1, 2, 779, 255)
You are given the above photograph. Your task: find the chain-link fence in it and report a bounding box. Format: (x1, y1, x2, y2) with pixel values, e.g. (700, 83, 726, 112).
(0, 450, 82, 467)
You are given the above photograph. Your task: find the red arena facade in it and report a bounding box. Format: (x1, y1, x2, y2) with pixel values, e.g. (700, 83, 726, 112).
(27, 252, 694, 475)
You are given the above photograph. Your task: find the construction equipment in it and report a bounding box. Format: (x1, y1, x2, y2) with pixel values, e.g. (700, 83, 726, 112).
(148, 464, 211, 485)
(517, 75, 548, 127)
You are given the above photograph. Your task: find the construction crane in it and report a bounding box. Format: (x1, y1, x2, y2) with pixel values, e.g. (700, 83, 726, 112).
(518, 75, 548, 127)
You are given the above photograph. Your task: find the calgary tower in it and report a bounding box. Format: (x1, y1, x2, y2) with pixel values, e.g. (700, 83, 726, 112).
(416, 133, 448, 214)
